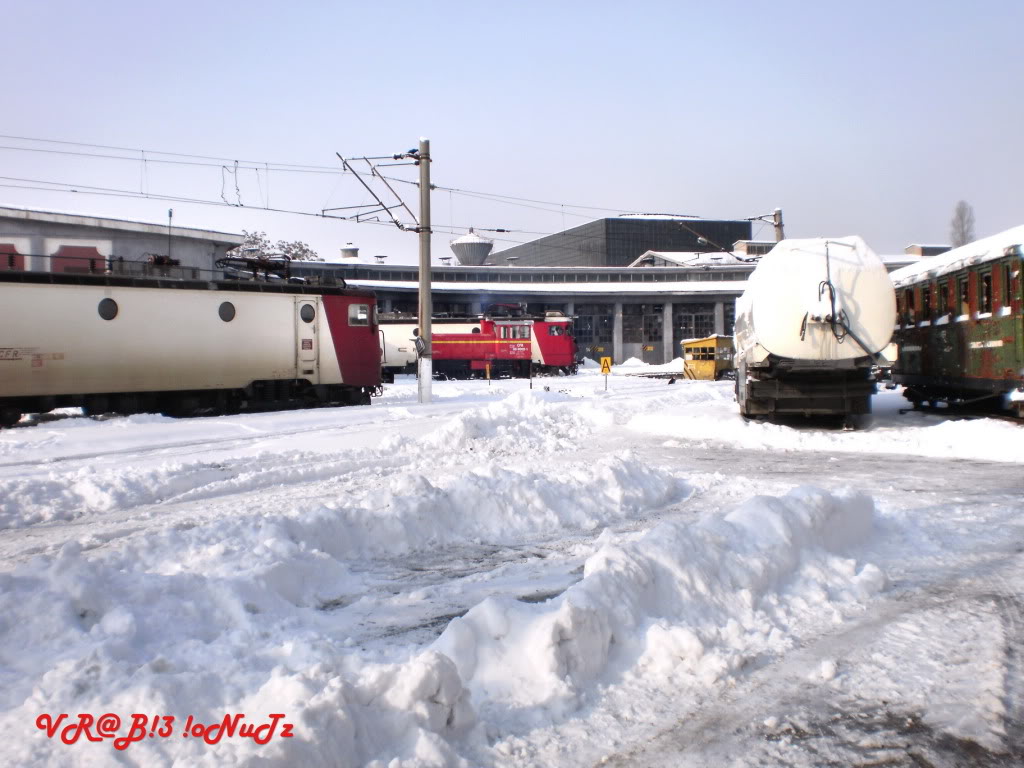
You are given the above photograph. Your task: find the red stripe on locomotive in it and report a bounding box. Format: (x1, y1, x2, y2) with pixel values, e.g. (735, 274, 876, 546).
(321, 295, 382, 387)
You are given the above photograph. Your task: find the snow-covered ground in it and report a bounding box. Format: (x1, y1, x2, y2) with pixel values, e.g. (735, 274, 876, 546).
(1, 362, 1022, 767)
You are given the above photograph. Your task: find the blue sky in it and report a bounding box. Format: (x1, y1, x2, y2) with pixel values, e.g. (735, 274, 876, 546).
(4, 0, 1022, 262)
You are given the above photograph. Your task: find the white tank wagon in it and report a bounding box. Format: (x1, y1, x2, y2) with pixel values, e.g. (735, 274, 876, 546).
(0, 272, 382, 426)
(733, 236, 896, 420)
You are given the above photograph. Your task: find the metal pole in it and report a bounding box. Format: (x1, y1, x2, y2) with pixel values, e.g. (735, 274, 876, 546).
(167, 208, 173, 261)
(416, 138, 433, 404)
(773, 208, 785, 242)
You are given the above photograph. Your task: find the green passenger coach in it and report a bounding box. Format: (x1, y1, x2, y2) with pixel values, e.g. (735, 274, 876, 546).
(891, 226, 1024, 418)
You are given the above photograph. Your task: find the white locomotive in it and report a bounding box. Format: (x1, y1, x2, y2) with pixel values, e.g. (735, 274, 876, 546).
(0, 265, 382, 426)
(733, 236, 896, 420)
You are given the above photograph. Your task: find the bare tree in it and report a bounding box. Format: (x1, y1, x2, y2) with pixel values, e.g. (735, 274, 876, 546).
(228, 230, 322, 261)
(276, 239, 322, 261)
(950, 201, 976, 247)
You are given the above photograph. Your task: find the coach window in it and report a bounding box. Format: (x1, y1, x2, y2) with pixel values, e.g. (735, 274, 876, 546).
(921, 286, 932, 319)
(980, 271, 993, 314)
(218, 301, 236, 322)
(1002, 264, 1013, 307)
(937, 281, 949, 315)
(348, 303, 370, 326)
(957, 277, 969, 316)
(300, 304, 315, 323)
(903, 288, 915, 324)
(97, 298, 118, 321)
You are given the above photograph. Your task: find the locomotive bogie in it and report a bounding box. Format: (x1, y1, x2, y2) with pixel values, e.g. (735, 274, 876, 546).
(0, 276, 380, 423)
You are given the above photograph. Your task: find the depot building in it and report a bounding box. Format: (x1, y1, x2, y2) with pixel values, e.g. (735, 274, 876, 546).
(294, 216, 769, 365)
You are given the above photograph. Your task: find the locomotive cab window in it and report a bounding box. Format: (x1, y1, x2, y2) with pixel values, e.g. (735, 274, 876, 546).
(349, 303, 370, 326)
(548, 325, 564, 336)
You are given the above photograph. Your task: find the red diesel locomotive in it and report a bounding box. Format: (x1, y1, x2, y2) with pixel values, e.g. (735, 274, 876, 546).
(380, 306, 579, 381)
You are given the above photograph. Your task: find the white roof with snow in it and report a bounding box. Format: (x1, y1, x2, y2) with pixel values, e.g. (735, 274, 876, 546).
(630, 250, 754, 268)
(345, 279, 750, 295)
(0, 206, 244, 244)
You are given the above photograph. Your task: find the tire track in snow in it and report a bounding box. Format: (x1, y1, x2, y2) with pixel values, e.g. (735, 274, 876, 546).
(594, 555, 1024, 768)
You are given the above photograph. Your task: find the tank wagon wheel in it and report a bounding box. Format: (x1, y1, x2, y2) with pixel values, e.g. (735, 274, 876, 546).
(0, 407, 22, 428)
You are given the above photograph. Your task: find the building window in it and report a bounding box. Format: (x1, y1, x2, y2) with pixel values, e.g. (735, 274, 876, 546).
(575, 303, 614, 352)
(621, 305, 643, 343)
(673, 304, 715, 345)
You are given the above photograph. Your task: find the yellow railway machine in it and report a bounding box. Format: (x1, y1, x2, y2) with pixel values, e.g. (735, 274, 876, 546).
(681, 335, 735, 380)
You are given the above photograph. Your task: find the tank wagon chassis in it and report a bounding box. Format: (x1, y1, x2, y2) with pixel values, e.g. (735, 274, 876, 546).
(736, 357, 878, 422)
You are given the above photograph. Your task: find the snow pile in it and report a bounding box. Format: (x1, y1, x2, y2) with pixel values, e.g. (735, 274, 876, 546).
(0, 474, 882, 767)
(435, 486, 884, 732)
(625, 384, 1024, 463)
(0, 543, 476, 767)
(0, 390, 625, 530)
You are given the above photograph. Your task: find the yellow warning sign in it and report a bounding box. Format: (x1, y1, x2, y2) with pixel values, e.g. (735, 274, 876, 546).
(600, 357, 612, 375)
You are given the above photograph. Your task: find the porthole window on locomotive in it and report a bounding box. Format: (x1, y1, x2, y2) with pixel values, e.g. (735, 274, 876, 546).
(218, 301, 236, 322)
(97, 298, 118, 321)
(300, 304, 315, 323)
(348, 303, 369, 326)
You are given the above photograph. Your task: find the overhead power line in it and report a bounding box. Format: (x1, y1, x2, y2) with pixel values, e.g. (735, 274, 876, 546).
(0, 133, 697, 217)
(0, 134, 773, 255)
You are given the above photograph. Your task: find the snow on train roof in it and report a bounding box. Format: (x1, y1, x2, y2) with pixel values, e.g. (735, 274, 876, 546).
(889, 225, 1024, 288)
